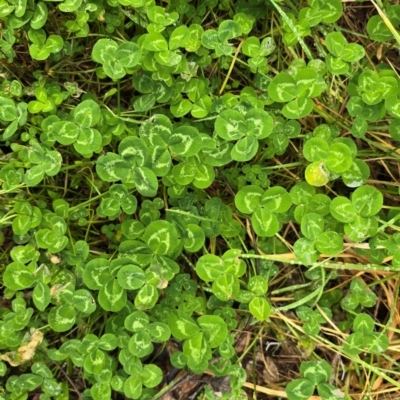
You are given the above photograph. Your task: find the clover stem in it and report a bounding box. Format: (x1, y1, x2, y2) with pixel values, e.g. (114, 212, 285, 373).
(150, 373, 188, 399)
(117, 79, 121, 116)
(236, 326, 264, 363)
(68, 192, 108, 213)
(270, 0, 313, 60)
(219, 39, 244, 95)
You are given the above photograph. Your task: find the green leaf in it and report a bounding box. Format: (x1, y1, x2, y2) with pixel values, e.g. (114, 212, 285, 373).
(124, 311, 149, 332)
(172, 163, 195, 185)
(191, 95, 212, 118)
(305, 161, 330, 187)
(133, 166, 158, 197)
(235, 185, 264, 214)
(33, 282, 51, 311)
(117, 264, 146, 290)
(82, 258, 111, 290)
(234, 13, 255, 35)
(301, 213, 324, 240)
(170, 99, 193, 118)
(59, 0, 82, 12)
(344, 215, 378, 243)
(218, 20, 242, 42)
(169, 25, 189, 50)
(116, 42, 141, 68)
(389, 119, 400, 141)
(242, 36, 260, 57)
(303, 137, 329, 162)
(326, 54, 349, 75)
(290, 182, 315, 206)
(142, 220, 179, 255)
(183, 331, 211, 373)
(325, 32, 347, 57)
(148, 322, 171, 342)
(141, 364, 163, 388)
(261, 186, 292, 213)
(134, 93, 156, 112)
(128, 331, 153, 357)
(251, 208, 280, 237)
(301, 360, 331, 384)
(135, 284, 158, 310)
(0, 96, 17, 121)
(282, 98, 314, 119)
(73, 99, 101, 128)
(74, 127, 102, 154)
(51, 121, 79, 145)
(168, 313, 200, 340)
(12, 214, 31, 235)
(183, 224, 205, 252)
(118, 136, 148, 166)
(385, 95, 400, 119)
(91, 383, 110, 400)
(72, 289, 96, 314)
(215, 109, 246, 141)
(315, 231, 343, 256)
(3, 262, 35, 290)
(103, 60, 126, 80)
(341, 43, 365, 63)
(84, 349, 105, 375)
(185, 24, 203, 52)
(98, 280, 126, 312)
(92, 38, 118, 63)
(325, 143, 353, 173)
(296, 68, 322, 98)
(124, 375, 142, 399)
(231, 135, 259, 162)
(3, 119, 18, 139)
(45, 35, 63, 53)
(367, 15, 393, 42)
(294, 238, 319, 265)
(154, 50, 182, 66)
(197, 315, 228, 348)
(212, 273, 240, 301)
(342, 158, 370, 188)
(248, 275, 268, 296)
(11, 244, 39, 264)
(268, 73, 297, 102)
(352, 185, 383, 217)
(169, 126, 201, 157)
(201, 29, 219, 50)
(317, 383, 345, 400)
(48, 305, 76, 332)
(196, 254, 224, 282)
(143, 32, 168, 51)
(330, 196, 357, 223)
(249, 297, 271, 321)
(30, 2, 48, 30)
(246, 108, 274, 139)
(286, 378, 315, 400)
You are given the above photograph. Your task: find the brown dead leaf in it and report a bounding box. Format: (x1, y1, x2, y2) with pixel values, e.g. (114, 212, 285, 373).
(234, 331, 250, 353)
(1, 328, 43, 366)
(159, 394, 176, 400)
(262, 356, 280, 383)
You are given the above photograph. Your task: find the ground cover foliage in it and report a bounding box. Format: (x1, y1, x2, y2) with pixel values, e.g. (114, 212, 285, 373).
(1, 0, 400, 398)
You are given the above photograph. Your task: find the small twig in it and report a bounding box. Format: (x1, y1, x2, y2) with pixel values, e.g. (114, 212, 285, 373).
(50, 358, 83, 400)
(219, 39, 244, 95)
(151, 373, 190, 400)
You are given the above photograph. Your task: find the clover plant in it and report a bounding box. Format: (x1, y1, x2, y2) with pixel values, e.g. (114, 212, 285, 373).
(324, 32, 365, 75)
(1, 0, 400, 398)
(286, 360, 344, 400)
(268, 67, 326, 119)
